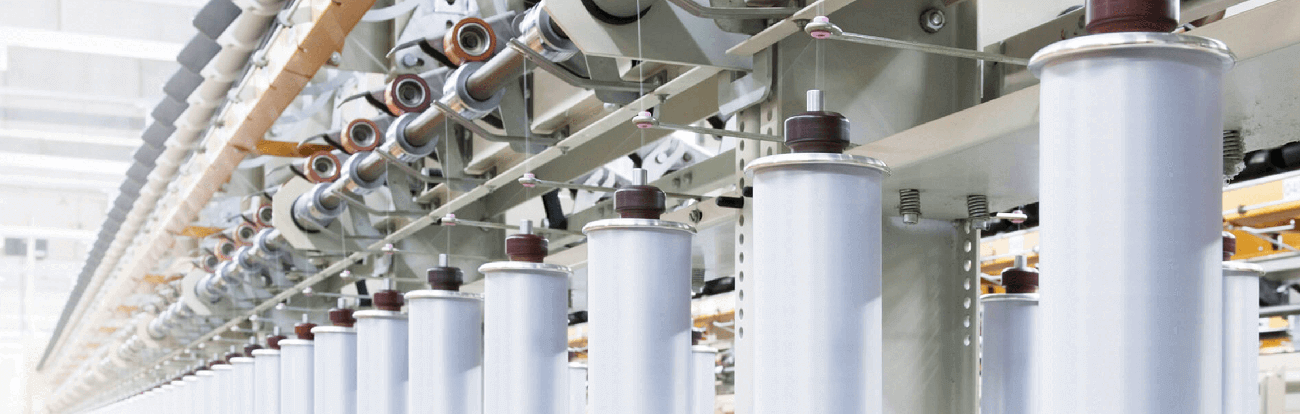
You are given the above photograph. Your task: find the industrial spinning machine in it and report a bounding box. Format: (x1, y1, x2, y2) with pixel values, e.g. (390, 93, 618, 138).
(36, 0, 1293, 412)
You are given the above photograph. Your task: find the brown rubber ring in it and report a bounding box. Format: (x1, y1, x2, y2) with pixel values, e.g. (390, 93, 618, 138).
(1086, 0, 1178, 34)
(294, 322, 317, 340)
(427, 266, 464, 291)
(615, 185, 666, 219)
(506, 234, 548, 263)
(443, 18, 498, 66)
(243, 344, 262, 357)
(373, 290, 405, 311)
(302, 151, 342, 183)
(1001, 266, 1039, 294)
(384, 74, 432, 115)
(343, 119, 384, 153)
(329, 307, 356, 327)
(267, 335, 287, 350)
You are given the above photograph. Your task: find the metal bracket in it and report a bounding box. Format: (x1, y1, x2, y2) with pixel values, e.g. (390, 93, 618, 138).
(664, 0, 800, 19)
(632, 111, 784, 142)
(805, 17, 1029, 66)
(507, 40, 659, 93)
(430, 100, 560, 146)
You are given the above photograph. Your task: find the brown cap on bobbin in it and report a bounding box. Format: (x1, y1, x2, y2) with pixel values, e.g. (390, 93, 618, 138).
(266, 326, 287, 350)
(1000, 255, 1039, 294)
(615, 168, 667, 219)
(224, 348, 242, 363)
(506, 220, 548, 263)
(428, 254, 464, 291)
(372, 278, 404, 311)
(1086, 0, 1178, 34)
(784, 90, 850, 154)
(243, 336, 262, 357)
(329, 298, 357, 327)
(294, 314, 316, 340)
(1223, 231, 1237, 261)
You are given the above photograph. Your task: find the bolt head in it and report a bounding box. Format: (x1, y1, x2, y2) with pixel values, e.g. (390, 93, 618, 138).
(328, 52, 343, 66)
(902, 212, 921, 225)
(920, 8, 946, 33)
(400, 54, 422, 68)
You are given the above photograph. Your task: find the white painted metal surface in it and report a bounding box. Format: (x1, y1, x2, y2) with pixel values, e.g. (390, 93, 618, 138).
(407, 291, 483, 414)
(232, 357, 256, 414)
(213, 364, 235, 414)
(690, 346, 717, 414)
(568, 363, 587, 414)
(312, 327, 358, 414)
(196, 370, 215, 414)
(355, 310, 409, 414)
(1032, 32, 1234, 414)
(1223, 261, 1263, 413)
(584, 219, 695, 414)
(479, 262, 572, 414)
(183, 376, 199, 414)
(279, 339, 314, 414)
(744, 153, 888, 414)
(979, 294, 1038, 414)
(253, 349, 282, 414)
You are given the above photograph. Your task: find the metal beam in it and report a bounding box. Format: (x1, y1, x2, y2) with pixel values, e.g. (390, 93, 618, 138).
(0, 175, 121, 191)
(0, 129, 141, 148)
(0, 152, 130, 175)
(0, 26, 183, 61)
(0, 226, 97, 241)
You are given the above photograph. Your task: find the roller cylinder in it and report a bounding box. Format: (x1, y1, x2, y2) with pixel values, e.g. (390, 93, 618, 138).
(1223, 262, 1263, 413)
(195, 370, 215, 414)
(744, 153, 888, 414)
(1030, 33, 1234, 414)
(212, 364, 234, 414)
(479, 262, 572, 414)
(182, 375, 199, 414)
(279, 339, 314, 414)
(355, 310, 409, 414)
(312, 327, 357, 414)
(583, 219, 695, 414)
(253, 349, 281, 414)
(232, 357, 256, 414)
(406, 291, 483, 414)
(690, 346, 717, 414)
(980, 294, 1039, 414)
(568, 364, 587, 414)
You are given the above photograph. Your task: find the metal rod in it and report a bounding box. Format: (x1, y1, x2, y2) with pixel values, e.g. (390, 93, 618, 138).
(805, 18, 1029, 66)
(507, 39, 656, 93)
(663, 0, 799, 19)
(1237, 226, 1300, 253)
(335, 190, 429, 217)
(519, 173, 704, 200)
(1261, 303, 1300, 317)
(441, 215, 584, 237)
(429, 100, 558, 145)
(639, 113, 784, 142)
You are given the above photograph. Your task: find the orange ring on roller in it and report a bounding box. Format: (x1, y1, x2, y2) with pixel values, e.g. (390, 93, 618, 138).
(384, 74, 431, 115)
(253, 204, 273, 228)
(302, 151, 342, 183)
(232, 222, 258, 246)
(343, 119, 384, 153)
(443, 17, 498, 65)
(213, 239, 237, 262)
